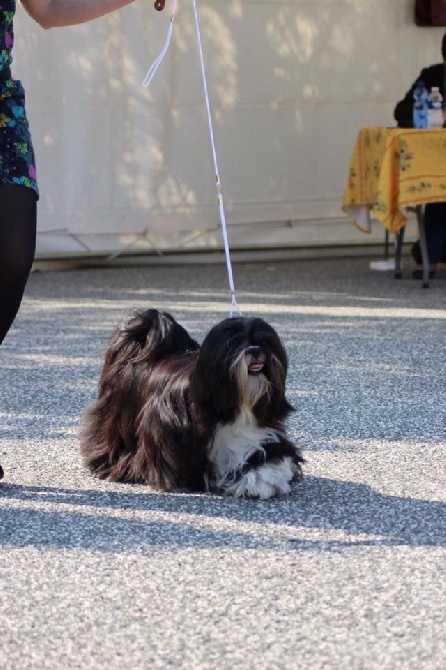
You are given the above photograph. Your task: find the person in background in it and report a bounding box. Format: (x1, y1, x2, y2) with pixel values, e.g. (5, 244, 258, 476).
(0, 0, 144, 480)
(394, 31, 446, 280)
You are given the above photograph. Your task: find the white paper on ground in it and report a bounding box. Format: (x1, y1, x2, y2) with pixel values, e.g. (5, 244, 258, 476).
(369, 259, 402, 271)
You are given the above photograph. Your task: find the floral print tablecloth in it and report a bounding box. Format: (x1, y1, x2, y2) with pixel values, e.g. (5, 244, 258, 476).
(342, 127, 446, 233)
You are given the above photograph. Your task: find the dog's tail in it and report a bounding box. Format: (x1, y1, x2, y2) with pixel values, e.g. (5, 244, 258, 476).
(104, 309, 199, 369)
(80, 309, 199, 482)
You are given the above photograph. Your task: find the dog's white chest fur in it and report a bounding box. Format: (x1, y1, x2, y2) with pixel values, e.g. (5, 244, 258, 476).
(207, 411, 295, 499)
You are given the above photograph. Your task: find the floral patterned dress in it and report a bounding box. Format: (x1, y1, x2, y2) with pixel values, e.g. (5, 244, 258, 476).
(0, 0, 38, 196)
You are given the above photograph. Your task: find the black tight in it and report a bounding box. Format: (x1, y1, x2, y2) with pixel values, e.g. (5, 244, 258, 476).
(0, 184, 37, 345)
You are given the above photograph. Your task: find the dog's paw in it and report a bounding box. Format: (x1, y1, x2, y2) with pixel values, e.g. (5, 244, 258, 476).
(223, 457, 297, 499)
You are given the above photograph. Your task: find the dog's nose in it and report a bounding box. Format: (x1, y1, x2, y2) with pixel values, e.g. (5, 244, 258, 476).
(246, 345, 261, 359)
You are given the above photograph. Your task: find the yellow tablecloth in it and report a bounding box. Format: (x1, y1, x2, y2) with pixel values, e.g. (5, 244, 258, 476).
(342, 127, 446, 233)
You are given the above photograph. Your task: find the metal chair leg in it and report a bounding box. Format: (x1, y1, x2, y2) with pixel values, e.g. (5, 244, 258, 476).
(416, 205, 430, 288)
(394, 227, 405, 278)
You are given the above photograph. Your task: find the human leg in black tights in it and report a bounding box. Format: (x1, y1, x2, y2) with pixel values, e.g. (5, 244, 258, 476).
(424, 203, 446, 264)
(0, 184, 37, 346)
(411, 202, 446, 276)
(0, 184, 36, 479)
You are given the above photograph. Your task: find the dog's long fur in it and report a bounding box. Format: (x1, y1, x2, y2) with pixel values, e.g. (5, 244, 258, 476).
(80, 309, 304, 498)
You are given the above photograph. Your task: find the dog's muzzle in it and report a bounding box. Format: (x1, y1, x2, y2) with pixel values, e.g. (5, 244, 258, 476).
(246, 346, 266, 374)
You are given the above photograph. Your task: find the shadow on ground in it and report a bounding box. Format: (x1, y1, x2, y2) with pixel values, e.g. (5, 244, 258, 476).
(1, 477, 444, 552)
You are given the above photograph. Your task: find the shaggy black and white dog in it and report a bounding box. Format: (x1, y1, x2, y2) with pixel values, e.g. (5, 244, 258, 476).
(80, 309, 303, 498)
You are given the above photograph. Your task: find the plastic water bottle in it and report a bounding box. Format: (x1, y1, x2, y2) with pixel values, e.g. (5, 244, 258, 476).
(427, 86, 443, 128)
(413, 81, 428, 128)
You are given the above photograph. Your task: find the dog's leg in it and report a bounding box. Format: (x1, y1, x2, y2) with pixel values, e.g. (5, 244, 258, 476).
(209, 424, 303, 499)
(222, 455, 300, 499)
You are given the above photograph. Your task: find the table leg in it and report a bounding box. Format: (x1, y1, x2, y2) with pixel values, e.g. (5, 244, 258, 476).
(394, 228, 405, 279)
(416, 205, 430, 288)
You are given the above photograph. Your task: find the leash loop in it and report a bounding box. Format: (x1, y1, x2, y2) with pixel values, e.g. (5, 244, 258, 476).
(143, 0, 177, 87)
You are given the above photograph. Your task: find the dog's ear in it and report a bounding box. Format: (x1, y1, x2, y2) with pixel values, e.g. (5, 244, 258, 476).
(191, 345, 241, 420)
(189, 318, 243, 420)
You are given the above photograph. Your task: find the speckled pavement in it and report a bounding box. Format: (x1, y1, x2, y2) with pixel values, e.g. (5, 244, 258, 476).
(0, 257, 445, 669)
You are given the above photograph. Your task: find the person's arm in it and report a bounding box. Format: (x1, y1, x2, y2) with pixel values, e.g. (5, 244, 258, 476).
(19, 0, 137, 30)
(394, 68, 430, 128)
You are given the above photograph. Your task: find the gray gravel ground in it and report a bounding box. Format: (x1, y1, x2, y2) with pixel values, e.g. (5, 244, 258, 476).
(0, 256, 445, 670)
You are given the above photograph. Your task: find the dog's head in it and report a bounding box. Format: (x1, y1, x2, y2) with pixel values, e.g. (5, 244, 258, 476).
(191, 316, 293, 424)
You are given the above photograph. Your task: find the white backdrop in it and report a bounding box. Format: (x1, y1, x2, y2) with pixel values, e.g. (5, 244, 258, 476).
(12, 0, 444, 259)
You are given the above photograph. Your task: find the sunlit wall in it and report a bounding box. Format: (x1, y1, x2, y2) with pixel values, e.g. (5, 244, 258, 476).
(13, 0, 445, 258)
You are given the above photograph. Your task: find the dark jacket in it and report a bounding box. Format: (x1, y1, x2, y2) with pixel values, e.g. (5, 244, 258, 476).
(394, 62, 445, 127)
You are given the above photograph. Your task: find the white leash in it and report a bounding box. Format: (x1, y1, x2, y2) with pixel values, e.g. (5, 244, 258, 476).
(142, 0, 242, 317)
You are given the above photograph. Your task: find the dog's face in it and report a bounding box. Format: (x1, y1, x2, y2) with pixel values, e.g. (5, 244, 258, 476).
(191, 316, 293, 424)
(229, 343, 270, 411)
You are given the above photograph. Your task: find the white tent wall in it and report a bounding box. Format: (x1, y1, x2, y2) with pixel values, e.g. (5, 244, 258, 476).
(12, 0, 445, 260)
